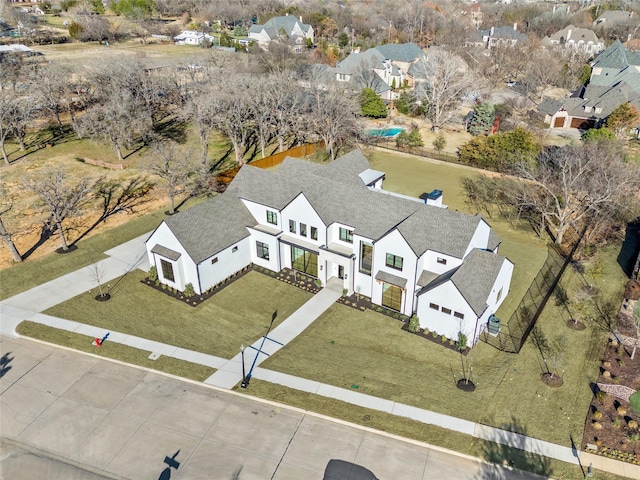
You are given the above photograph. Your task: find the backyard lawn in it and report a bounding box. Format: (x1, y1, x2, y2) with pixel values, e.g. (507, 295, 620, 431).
(43, 270, 313, 359)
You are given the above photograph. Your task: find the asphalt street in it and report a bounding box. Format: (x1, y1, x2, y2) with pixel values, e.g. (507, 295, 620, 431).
(0, 337, 541, 480)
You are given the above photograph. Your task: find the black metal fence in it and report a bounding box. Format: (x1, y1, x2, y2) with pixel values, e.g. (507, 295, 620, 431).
(363, 137, 459, 164)
(481, 247, 565, 353)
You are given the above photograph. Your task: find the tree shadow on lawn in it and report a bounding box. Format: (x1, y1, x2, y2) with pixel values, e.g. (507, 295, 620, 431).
(474, 417, 554, 479)
(617, 219, 640, 278)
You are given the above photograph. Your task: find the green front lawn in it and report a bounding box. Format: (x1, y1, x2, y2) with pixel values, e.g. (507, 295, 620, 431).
(44, 270, 312, 359)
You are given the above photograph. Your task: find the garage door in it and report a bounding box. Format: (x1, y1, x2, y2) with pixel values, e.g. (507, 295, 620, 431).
(553, 117, 564, 128)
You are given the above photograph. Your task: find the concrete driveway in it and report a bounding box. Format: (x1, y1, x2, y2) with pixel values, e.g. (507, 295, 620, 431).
(0, 337, 541, 480)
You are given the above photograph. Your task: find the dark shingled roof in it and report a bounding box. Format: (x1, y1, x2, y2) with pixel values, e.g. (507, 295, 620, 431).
(375, 42, 424, 63)
(162, 194, 255, 264)
(418, 249, 509, 316)
(151, 244, 181, 261)
(162, 149, 502, 266)
(375, 270, 407, 288)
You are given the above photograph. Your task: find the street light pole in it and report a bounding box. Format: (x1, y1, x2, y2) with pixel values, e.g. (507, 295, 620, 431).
(240, 344, 248, 388)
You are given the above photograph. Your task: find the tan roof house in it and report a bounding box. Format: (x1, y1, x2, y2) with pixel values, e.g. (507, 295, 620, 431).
(541, 25, 604, 55)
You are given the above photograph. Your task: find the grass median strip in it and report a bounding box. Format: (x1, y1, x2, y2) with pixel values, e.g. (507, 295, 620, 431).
(16, 321, 215, 382)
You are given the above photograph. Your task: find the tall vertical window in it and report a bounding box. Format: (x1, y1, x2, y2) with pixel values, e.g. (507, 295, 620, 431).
(266, 211, 277, 225)
(359, 241, 373, 275)
(310, 226, 318, 240)
(256, 241, 269, 260)
(496, 287, 503, 302)
(160, 259, 175, 282)
(289, 220, 296, 234)
(339, 227, 353, 243)
(385, 253, 403, 270)
(300, 223, 307, 237)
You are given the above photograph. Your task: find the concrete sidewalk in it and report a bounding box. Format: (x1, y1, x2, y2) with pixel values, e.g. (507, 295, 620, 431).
(0, 233, 149, 338)
(2, 232, 639, 479)
(205, 283, 342, 389)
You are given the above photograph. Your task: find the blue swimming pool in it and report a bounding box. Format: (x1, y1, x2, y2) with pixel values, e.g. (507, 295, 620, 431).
(365, 127, 405, 137)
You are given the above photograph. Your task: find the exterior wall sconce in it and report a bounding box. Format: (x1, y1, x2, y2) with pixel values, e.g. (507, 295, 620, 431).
(320, 265, 323, 271)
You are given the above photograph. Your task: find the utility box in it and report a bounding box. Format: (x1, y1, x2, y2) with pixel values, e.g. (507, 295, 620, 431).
(488, 314, 500, 335)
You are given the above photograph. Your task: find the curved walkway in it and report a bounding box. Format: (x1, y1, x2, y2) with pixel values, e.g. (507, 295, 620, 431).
(1, 233, 639, 479)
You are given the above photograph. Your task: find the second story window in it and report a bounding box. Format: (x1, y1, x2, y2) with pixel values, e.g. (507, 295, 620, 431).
(300, 223, 307, 237)
(289, 220, 296, 234)
(311, 226, 318, 240)
(385, 253, 403, 271)
(339, 227, 353, 243)
(266, 211, 278, 225)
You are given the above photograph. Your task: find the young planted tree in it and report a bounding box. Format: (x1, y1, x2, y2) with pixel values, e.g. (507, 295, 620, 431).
(26, 170, 92, 252)
(432, 133, 446, 152)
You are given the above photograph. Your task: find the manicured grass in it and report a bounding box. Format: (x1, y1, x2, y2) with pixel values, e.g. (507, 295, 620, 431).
(44, 270, 313, 359)
(242, 381, 626, 480)
(259, 244, 625, 447)
(16, 321, 215, 382)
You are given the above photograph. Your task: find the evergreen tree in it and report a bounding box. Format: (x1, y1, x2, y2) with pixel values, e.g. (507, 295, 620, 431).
(605, 102, 639, 140)
(359, 88, 387, 118)
(468, 102, 495, 136)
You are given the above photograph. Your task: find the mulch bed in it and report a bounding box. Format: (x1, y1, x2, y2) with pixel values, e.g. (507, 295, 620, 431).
(566, 320, 587, 330)
(141, 265, 253, 307)
(541, 372, 564, 387)
(337, 292, 471, 354)
(253, 267, 322, 295)
(581, 333, 640, 464)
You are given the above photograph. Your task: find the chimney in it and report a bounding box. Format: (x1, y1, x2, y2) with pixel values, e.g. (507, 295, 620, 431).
(567, 29, 572, 40)
(490, 26, 494, 36)
(300, 16, 303, 23)
(513, 22, 517, 32)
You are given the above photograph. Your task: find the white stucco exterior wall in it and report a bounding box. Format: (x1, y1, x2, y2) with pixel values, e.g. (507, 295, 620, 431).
(281, 194, 326, 245)
(146, 222, 197, 293)
(416, 282, 476, 345)
(197, 237, 252, 293)
(371, 229, 417, 316)
(463, 219, 491, 257)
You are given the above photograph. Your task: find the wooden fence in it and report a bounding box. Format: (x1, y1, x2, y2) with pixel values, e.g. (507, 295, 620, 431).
(249, 142, 324, 170)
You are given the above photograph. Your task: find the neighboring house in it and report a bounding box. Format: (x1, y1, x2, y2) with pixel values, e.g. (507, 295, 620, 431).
(145, 150, 513, 347)
(248, 14, 314, 49)
(0, 44, 33, 56)
(461, 3, 483, 30)
(594, 10, 635, 26)
(538, 40, 640, 135)
(173, 30, 214, 46)
(468, 24, 527, 50)
(541, 24, 604, 55)
(331, 42, 425, 98)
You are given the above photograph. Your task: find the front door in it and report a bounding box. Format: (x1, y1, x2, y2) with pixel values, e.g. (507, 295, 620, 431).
(338, 265, 344, 279)
(382, 282, 402, 311)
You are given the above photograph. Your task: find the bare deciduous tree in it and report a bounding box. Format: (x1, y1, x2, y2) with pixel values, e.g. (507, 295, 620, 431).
(149, 141, 192, 214)
(26, 170, 92, 251)
(0, 190, 22, 262)
(515, 142, 640, 245)
(307, 84, 361, 160)
(413, 49, 479, 131)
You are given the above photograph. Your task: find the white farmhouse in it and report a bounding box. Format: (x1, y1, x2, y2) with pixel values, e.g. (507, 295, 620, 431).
(146, 150, 513, 346)
(174, 30, 214, 46)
